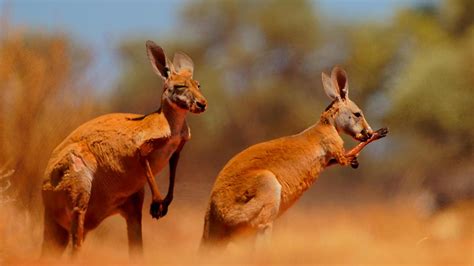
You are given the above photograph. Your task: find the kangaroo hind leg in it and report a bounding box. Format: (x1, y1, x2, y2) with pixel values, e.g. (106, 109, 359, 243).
(67, 152, 93, 258)
(119, 188, 145, 260)
(249, 171, 281, 250)
(225, 170, 282, 249)
(41, 210, 69, 259)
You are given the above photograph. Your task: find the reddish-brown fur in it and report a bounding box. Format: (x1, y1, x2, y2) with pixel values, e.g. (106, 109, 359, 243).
(41, 41, 207, 258)
(201, 67, 388, 250)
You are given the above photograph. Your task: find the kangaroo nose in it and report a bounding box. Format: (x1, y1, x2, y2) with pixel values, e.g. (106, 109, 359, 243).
(196, 101, 207, 111)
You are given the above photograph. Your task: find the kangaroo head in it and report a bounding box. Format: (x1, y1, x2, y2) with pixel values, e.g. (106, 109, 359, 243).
(146, 40, 207, 114)
(321, 66, 373, 142)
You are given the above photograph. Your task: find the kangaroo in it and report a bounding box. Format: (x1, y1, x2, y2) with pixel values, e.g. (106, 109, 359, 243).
(41, 41, 207, 258)
(201, 66, 388, 250)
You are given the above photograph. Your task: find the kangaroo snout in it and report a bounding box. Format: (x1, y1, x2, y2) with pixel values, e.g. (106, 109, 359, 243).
(362, 128, 373, 139)
(196, 101, 207, 111)
(355, 128, 373, 142)
(191, 99, 207, 113)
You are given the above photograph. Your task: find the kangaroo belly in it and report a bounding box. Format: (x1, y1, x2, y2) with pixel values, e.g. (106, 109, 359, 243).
(276, 168, 324, 214)
(84, 137, 183, 229)
(84, 171, 147, 230)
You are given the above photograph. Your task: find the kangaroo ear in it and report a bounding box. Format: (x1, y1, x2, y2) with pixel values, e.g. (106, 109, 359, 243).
(146, 40, 170, 80)
(173, 52, 194, 77)
(322, 72, 340, 101)
(331, 66, 349, 100)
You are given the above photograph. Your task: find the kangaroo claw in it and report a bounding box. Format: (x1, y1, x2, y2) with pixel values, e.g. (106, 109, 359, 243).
(350, 157, 359, 169)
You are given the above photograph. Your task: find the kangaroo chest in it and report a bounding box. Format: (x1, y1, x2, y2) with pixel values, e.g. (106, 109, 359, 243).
(147, 135, 184, 174)
(85, 135, 186, 228)
(276, 145, 330, 213)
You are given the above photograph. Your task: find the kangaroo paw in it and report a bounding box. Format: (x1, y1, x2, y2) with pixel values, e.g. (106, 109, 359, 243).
(150, 199, 171, 219)
(350, 157, 359, 169)
(373, 127, 389, 140)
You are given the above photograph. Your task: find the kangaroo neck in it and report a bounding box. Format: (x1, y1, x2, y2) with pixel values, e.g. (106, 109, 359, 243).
(161, 99, 188, 134)
(301, 108, 339, 142)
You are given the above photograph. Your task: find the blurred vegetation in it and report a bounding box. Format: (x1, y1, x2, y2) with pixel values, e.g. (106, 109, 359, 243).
(112, 0, 473, 202)
(0, 25, 100, 209)
(113, 0, 327, 183)
(0, 0, 472, 213)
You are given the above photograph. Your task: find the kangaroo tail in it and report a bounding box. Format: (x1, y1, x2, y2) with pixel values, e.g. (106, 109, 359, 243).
(199, 197, 264, 253)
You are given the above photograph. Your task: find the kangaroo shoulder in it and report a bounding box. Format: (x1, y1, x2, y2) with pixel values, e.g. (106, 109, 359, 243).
(133, 112, 172, 145)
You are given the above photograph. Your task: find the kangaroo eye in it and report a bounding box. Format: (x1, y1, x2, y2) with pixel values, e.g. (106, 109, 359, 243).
(174, 84, 187, 90)
(354, 112, 362, 118)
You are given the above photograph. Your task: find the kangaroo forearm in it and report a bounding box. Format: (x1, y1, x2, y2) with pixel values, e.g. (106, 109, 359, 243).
(145, 159, 164, 201)
(328, 128, 388, 167)
(345, 140, 372, 157)
(333, 150, 351, 166)
(345, 127, 388, 157)
(165, 152, 180, 200)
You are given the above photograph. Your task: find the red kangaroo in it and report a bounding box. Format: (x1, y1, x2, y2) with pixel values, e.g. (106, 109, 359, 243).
(41, 41, 207, 258)
(201, 66, 388, 250)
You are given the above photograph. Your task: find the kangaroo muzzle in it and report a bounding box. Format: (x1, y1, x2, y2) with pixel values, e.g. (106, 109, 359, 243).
(354, 127, 372, 142)
(356, 128, 373, 142)
(362, 128, 373, 139)
(191, 99, 207, 113)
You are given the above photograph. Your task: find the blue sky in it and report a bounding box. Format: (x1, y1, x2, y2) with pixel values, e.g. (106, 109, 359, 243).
(5, 1, 182, 43)
(1, 0, 437, 89)
(4, 0, 432, 40)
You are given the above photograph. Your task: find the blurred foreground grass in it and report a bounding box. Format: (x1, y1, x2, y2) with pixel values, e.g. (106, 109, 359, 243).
(2, 198, 472, 265)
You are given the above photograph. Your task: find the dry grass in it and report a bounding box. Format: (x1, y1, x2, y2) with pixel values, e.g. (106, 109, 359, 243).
(1, 197, 472, 265)
(0, 25, 98, 209)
